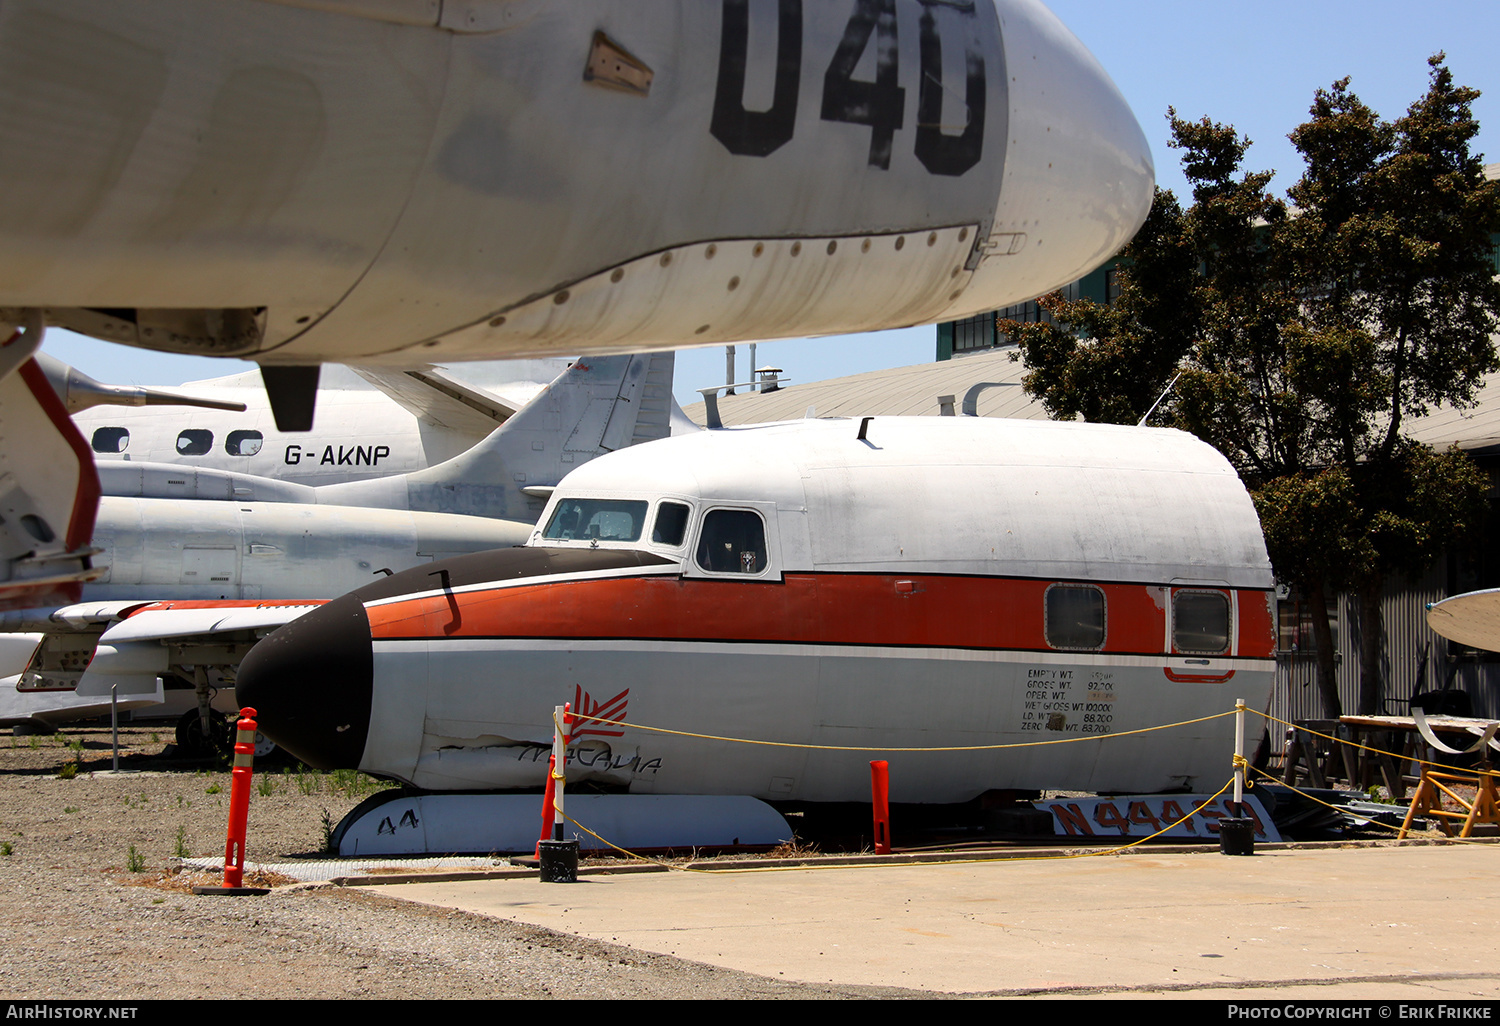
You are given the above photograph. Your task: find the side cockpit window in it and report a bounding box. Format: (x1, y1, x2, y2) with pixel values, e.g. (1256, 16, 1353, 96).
(652, 502, 690, 547)
(695, 509, 767, 574)
(176, 429, 213, 456)
(542, 498, 648, 542)
(91, 427, 129, 454)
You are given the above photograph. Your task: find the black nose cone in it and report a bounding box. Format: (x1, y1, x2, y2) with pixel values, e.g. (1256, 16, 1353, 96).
(237, 592, 372, 770)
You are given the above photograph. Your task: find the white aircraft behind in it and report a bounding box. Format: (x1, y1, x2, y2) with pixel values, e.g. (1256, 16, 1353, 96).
(0, 0, 1155, 611)
(74, 359, 577, 486)
(0, 352, 681, 740)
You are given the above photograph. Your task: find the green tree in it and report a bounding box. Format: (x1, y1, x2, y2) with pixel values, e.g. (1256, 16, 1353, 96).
(1004, 56, 1500, 716)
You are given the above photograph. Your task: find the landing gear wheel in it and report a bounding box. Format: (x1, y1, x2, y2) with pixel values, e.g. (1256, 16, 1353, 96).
(251, 730, 277, 758)
(249, 729, 290, 768)
(175, 709, 229, 758)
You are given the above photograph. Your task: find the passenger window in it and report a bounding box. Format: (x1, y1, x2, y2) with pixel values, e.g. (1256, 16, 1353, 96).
(90, 427, 129, 454)
(652, 502, 690, 546)
(541, 498, 649, 541)
(695, 509, 767, 574)
(1174, 591, 1230, 654)
(1045, 585, 1106, 650)
(225, 430, 263, 456)
(175, 429, 213, 456)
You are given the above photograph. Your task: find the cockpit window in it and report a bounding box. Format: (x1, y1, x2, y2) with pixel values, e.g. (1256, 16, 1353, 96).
(542, 498, 649, 542)
(226, 430, 263, 456)
(91, 427, 129, 454)
(652, 502, 690, 547)
(695, 509, 767, 574)
(175, 429, 213, 456)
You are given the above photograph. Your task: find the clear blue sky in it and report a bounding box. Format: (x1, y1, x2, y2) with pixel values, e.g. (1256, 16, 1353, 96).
(42, 1, 1500, 406)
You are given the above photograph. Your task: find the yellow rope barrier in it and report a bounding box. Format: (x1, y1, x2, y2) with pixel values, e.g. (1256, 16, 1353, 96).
(538, 703, 1255, 871)
(557, 778, 1241, 874)
(531, 700, 1496, 871)
(554, 704, 1495, 769)
(555, 708, 1237, 753)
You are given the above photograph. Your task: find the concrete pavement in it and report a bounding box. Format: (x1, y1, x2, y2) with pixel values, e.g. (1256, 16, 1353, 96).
(359, 841, 1500, 998)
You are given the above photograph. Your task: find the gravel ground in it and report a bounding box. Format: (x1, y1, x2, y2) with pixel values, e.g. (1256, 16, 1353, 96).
(0, 725, 921, 1000)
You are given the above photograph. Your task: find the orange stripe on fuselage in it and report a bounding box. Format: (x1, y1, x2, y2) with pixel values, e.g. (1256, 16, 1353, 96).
(366, 573, 1276, 658)
(1234, 588, 1276, 659)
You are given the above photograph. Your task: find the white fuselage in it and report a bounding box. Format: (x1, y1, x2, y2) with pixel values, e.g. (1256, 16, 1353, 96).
(88, 496, 529, 604)
(73, 363, 567, 486)
(239, 417, 1277, 803)
(0, 0, 1152, 365)
(77, 388, 455, 484)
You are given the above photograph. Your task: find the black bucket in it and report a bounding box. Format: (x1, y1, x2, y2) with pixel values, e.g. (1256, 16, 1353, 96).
(538, 839, 579, 883)
(1219, 817, 1255, 856)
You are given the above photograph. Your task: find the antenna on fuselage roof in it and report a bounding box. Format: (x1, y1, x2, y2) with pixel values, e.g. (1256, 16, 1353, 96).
(1138, 372, 1182, 427)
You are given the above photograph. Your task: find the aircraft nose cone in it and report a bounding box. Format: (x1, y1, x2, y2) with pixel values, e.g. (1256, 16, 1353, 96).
(972, 0, 1154, 301)
(236, 592, 372, 770)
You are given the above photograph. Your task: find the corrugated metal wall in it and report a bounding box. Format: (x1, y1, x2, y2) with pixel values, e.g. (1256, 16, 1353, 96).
(1268, 564, 1500, 749)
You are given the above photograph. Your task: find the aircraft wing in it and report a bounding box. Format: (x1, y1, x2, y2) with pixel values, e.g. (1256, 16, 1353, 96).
(2, 599, 319, 726)
(76, 601, 325, 700)
(9, 598, 321, 699)
(349, 365, 520, 436)
(1426, 589, 1500, 653)
(0, 319, 103, 612)
(97, 601, 325, 645)
(42, 600, 155, 632)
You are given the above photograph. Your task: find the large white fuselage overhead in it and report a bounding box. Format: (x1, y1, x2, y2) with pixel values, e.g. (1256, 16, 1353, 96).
(0, 0, 1152, 365)
(238, 417, 1277, 804)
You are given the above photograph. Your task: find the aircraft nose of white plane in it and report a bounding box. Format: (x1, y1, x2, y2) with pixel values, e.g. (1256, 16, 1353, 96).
(957, 0, 1154, 312)
(236, 593, 372, 770)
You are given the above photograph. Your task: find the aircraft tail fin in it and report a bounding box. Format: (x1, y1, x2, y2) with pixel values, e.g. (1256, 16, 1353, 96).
(330, 352, 676, 523)
(620, 351, 677, 448)
(0, 317, 104, 611)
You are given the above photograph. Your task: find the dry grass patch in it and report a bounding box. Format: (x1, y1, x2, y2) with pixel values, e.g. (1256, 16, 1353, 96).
(766, 838, 820, 859)
(121, 865, 301, 892)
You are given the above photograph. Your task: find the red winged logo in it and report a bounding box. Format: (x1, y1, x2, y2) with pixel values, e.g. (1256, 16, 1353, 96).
(569, 685, 628, 740)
